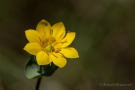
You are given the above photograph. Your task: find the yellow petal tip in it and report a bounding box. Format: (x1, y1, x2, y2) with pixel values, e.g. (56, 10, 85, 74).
(40, 19, 46, 22)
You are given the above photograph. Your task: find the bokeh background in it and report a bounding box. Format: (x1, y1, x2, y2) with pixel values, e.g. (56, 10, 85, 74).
(0, 0, 135, 90)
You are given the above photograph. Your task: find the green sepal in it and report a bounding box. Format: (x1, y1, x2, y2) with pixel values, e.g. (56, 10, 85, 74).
(25, 55, 58, 79)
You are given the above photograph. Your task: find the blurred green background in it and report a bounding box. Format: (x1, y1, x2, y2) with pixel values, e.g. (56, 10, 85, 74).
(0, 0, 135, 90)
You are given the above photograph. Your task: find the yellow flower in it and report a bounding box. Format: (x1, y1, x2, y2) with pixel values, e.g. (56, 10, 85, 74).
(24, 20, 79, 68)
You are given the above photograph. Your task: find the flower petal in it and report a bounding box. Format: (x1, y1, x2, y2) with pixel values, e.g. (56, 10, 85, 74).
(52, 22, 65, 41)
(36, 20, 52, 44)
(23, 43, 42, 55)
(55, 32, 75, 48)
(60, 47, 79, 58)
(36, 20, 51, 36)
(25, 30, 40, 43)
(50, 53, 67, 68)
(36, 51, 51, 65)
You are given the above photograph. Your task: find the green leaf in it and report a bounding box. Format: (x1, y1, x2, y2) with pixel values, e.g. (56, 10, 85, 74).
(25, 59, 42, 79)
(41, 62, 58, 76)
(25, 55, 58, 79)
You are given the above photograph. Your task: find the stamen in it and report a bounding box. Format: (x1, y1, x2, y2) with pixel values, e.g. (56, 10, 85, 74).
(58, 33, 64, 39)
(50, 29, 53, 35)
(39, 37, 41, 42)
(55, 48, 61, 53)
(53, 39, 67, 46)
(39, 37, 44, 48)
(48, 37, 56, 45)
(51, 37, 56, 42)
(51, 53, 58, 58)
(59, 52, 65, 57)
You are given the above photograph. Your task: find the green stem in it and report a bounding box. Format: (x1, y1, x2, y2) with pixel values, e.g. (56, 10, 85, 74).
(35, 77, 42, 90)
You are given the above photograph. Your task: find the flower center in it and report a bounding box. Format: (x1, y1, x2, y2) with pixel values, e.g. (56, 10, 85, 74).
(45, 45, 54, 52)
